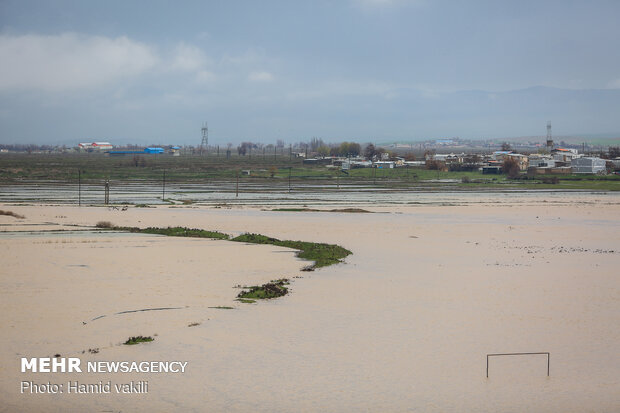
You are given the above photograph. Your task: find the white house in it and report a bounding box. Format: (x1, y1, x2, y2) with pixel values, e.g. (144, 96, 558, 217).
(403, 161, 426, 167)
(374, 161, 395, 169)
(552, 148, 580, 163)
(92, 142, 113, 150)
(78, 142, 113, 151)
(492, 151, 512, 161)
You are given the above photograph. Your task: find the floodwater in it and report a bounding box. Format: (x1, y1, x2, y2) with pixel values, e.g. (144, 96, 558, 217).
(0, 179, 617, 206)
(0, 196, 619, 412)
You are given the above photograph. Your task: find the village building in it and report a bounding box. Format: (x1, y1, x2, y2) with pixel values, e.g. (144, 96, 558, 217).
(403, 160, 426, 167)
(492, 152, 528, 170)
(373, 161, 395, 169)
(528, 154, 556, 168)
(552, 148, 580, 164)
(78, 142, 113, 151)
(482, 164, 502, 174)
(571, 157, 607, 174)
(491, 151, 512, 161)
(507, 153, 529, 170)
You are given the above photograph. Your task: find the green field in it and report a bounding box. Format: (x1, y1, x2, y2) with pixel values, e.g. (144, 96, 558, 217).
(0, 152, 618, 191)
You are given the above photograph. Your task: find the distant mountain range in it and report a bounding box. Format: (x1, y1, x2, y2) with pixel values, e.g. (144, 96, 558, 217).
(2, 84, 619, 146)
(365, 86, 620, 143)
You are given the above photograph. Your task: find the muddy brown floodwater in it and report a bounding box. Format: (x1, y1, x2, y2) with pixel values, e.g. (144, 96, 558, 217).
(0, 193, 618, 412)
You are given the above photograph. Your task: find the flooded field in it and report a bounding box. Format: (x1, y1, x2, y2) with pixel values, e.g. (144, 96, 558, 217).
(1, 195, 619, 412)
(1, 179, 617, 206)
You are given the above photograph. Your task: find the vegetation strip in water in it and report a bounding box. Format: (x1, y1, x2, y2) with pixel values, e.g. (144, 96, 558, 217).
(96, 224, 350, 305)
(230, 233, 352, 269)
(97, 223, 352, 270)
(237, 279, 290, 300)
(271, 207, 371, 213)
(96, 222, 229, 240)
(236, 298, 256, 303)
(123, 336, 154, 345)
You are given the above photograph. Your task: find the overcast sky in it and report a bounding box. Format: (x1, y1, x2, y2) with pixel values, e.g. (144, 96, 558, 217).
(1, 0, 619, 145)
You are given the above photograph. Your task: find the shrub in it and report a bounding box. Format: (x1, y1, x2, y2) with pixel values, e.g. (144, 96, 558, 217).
(0, 210, 25, 219)
(123, 336, 154, 345)
(95, 221, 113, 228)
(237, 279, 290, 300)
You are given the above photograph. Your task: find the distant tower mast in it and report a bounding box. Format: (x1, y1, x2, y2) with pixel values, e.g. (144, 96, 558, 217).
(201, 122, 208, 155)
(546, 121, 553, 151)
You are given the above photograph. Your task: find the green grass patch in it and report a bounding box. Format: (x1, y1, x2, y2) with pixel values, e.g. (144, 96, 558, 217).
(231, 233, 351, 269)
(112, 226, 230, 240)
(123, 336, 154, 345)
(272, 208, 320, 212)
(237, 279, 290, 300)
(272, 207, 371, 213)
(236, 298, 256, 304)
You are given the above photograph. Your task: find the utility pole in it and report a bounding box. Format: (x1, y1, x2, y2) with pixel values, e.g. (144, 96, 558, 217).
(104, 180, 110, 205)
(78, 169, 81, 206)
(236, 170, 239, 198)
(288, 167, 292, 193)
(162, 169, 166, 200)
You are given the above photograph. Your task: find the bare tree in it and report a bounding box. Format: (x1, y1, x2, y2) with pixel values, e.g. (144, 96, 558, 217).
(364, 144, 377, 159)
(503, 157, 520, 178)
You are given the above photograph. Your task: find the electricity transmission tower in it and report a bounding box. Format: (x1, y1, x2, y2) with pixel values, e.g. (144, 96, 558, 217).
(201, 122, 208, 155)
(546, 121, 553, 151)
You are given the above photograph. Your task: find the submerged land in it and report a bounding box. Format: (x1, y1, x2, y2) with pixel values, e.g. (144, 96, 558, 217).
(0, 151, 618, 411)
(0, 192, 618, 412)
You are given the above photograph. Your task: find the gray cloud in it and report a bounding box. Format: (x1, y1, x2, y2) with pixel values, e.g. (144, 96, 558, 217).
(0, 1, 619, 144)
(0, 33, 159, 91)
